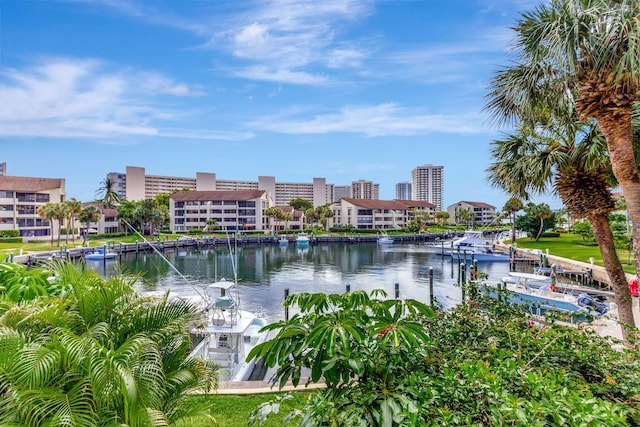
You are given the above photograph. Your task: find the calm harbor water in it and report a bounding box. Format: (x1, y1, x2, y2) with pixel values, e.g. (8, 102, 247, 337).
(92, 242, 513, 321)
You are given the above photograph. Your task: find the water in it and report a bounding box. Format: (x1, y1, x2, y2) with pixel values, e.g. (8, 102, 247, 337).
(91, 242, 513, 321)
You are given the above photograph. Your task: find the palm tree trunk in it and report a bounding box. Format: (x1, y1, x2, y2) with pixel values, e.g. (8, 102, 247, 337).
(589, 213, 634, 339)
(535, 217, 544, 242)
(597, 116, 640, 285)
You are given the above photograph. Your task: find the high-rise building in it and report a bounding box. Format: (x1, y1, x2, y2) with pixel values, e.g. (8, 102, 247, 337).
(109, 166, 332, 207)
(395, 182, 412, 200)
(351, 180, 379, 200)
(333, 185, 351, 202)
(0, 162, 6, 176)
(411, 164, 444, 210)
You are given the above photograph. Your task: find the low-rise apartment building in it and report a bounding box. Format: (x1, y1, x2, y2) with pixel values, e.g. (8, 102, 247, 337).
(170, 190, 272, 232)
(329, 198, 409, 230)
(328, 199, 437, 230)
(0, 175, 66, 239)
(447, 201, 497, 226)
(80, 202, 121, 235)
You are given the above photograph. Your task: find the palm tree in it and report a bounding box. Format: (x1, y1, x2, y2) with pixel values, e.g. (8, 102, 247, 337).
(65, 198, 82, 243)
(116, 199, 137, 234)
(456, 208, 475, 229)
(485, 0, 640, 287)
(37, 202, 57, 245)
(77, 205, 101, 245)
(502, 197, 523, 244)
(0, 261, 218, 426)
(47, 202, 67, 247)
(434, 211, 450, 227)
(487, 122, 635, 338)
(96, 177, 120, 208)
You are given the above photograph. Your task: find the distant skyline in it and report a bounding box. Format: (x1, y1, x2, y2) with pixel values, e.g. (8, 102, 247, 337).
(0, 0, 561, 209)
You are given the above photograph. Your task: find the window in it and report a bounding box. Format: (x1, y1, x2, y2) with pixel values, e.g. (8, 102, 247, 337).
(0, 191, 14, 198)
(175, 210, 184, 216)
(36, 193, 50, 202)
(17, 205, 36, 214)
(238, 201, 256, 208)
(175, 202, 184, 208)
(16, 193, 36, 202)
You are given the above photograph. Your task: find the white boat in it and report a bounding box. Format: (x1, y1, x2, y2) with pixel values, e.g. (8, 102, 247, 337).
(480, 277, 610, 322)
(278, 236, 289, 246)
(120, 219, 269, 382)
(377, 234, 394, 245)
(84, 249, 117, 260)
(296, 233, 310, 246)
(449, 246, 510, 262)
(189, 279, 268, 381)
(426, 230, 495, 255)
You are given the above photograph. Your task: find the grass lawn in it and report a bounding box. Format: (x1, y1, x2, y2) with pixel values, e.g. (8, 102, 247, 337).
(191, 392, 310, 427)
(514, 232, 636, 274)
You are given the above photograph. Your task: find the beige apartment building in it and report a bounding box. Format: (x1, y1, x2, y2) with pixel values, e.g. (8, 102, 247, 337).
(447, 201, 497, 226)
(0, 175, 66, 239)
(329, 198, 436, 230)
(170, 190, 272, 232)
(110, 166, 333, 207)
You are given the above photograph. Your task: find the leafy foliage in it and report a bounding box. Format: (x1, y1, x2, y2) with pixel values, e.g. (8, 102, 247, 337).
(0, 261, 218, 426)
(249, 288, 640, 426)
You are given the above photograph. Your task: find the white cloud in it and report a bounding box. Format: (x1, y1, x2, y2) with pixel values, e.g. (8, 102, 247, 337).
(205, 0, 374, 84)
(234, 66, 329, 85)
(0, 58, 245, 141)
(249, 103, 491, 136)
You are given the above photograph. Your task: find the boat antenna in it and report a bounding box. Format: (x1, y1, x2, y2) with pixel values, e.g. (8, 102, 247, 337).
(120, 219, 206, 301)
(222, 225, 239, 283)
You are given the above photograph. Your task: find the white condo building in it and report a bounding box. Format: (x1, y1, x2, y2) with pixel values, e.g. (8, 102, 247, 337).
(411, 164, 444, 211)
(395, 182, 412, 200)
(108, 166, 333, 207)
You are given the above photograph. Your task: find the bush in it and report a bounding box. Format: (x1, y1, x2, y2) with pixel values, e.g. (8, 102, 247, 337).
(87, 232, 127, 240)
(0, 237, 22, 244)
(540, 232, 561, 237)
(0, 230, 19, 238)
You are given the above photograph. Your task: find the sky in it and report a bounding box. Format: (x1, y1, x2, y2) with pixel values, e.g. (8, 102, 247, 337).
(0, 0, 560, 209)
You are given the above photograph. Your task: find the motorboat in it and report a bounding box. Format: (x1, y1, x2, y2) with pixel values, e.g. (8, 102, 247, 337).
(278, 236, 289, 246)
(189, 279, 268, 381)
(119, 219, 269, 382)
(377, 233, 394, 245)
(296, 233, 310, 246)
(425, 230, 495, 255)
(449, 246, 510, 262)
(84, 248, 117, 260)
(479, 277, 610, 323)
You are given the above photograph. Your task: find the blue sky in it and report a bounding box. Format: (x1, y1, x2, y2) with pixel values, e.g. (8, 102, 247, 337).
(1, 0, 559, 209)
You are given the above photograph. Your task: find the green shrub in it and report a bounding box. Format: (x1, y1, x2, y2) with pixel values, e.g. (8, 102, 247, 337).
(0, 237, 22, 244)
(0, 230, 19, 238)
(540, 232, 561, 237)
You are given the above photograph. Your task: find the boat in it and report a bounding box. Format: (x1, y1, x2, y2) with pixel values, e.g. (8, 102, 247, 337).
(119, 219, 269, 382)
(426, 230, 496, 255)
(84, 248, 117, 260)
(377, 233, 394, 245)
(479, 277, 610, 323)
(188, 279, 269, 381)
(296, 233, 310, 246)
(449, 246, 510, 262)
(501, 272, 615, 298)
(278, 236, 289, 246)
